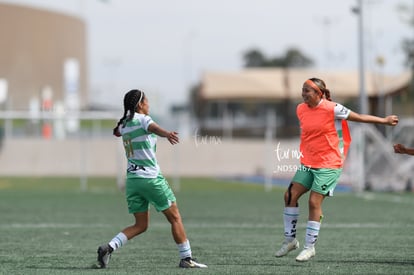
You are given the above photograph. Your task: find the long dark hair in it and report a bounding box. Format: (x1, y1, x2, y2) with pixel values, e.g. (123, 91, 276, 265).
(112, 89, 145, 136)
(308, 78, 331, 101)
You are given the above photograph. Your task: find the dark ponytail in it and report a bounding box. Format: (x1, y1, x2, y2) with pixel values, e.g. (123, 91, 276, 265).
(112, 89, 145, 136)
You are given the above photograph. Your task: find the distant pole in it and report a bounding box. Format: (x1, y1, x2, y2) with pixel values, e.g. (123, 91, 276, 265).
(264, 109, 276, 192)
(172, 143, 181, 192)
(80, 135, 88, 191)
(376, 56, 385, 135)
(352, 0, 367, 192)
(411, 0, 414, 112)
(357, 0, 368, 114)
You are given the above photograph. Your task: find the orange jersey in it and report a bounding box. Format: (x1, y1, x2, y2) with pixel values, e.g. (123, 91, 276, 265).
(297, 100, 351, 168)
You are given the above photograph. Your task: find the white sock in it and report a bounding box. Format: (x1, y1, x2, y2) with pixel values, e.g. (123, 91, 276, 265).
(305, 221, 321, 248)
(108, 232, 128, 251)
(283, 207, 299, 241)
(177, 239, 192, 259)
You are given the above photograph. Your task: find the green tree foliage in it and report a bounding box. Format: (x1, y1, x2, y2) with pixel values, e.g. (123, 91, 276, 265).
(243, 47, 313, 68)
(397, 3, 414, 69)
(402, 39, 414, 69)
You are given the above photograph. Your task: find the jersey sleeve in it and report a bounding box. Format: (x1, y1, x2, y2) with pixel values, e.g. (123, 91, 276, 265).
(334, 103, 351, 120)
(141, 115, 155, 132)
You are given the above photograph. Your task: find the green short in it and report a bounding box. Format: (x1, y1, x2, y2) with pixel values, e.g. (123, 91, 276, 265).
(125, 173, 176, 213)
(292, 165, 342, 196)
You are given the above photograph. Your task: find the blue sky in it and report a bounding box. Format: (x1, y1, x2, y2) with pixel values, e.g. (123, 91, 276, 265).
(1, 0, 413, 114)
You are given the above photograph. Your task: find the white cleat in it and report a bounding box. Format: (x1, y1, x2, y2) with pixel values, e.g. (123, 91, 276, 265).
(295, 246, 316, 262)
(179, 257, 208, 268)
(275, 239, 299, 257)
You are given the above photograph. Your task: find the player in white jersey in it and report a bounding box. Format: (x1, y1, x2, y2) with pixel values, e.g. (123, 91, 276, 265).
(96, 89, 207, 269)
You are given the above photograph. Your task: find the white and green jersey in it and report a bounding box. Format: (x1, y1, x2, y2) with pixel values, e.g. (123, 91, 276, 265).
(119, 113, 160, 178)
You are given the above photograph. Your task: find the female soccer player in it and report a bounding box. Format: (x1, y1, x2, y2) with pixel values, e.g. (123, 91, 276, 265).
(275, 78, 399, 262)
(96, 89, 207, 269)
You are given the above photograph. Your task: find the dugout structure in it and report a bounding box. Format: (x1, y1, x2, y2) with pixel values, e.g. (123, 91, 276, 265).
(196, 68, 411, 138)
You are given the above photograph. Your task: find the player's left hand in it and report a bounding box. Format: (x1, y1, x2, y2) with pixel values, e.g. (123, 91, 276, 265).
(167, 131, 179, 145)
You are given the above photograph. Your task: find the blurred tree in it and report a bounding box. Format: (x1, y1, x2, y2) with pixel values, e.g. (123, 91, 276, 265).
(402, 39, 414, 69)
(242, 47, 313, 68)
(397, 3, 414, 68)
(243, 49, 267, 67)
(397, 2, 414, 116)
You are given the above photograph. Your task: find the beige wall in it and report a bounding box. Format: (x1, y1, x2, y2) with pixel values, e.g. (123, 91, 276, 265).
(0, 137, 408, 191)
(0, 138, 300, 179)
(0, 3, 87, 109)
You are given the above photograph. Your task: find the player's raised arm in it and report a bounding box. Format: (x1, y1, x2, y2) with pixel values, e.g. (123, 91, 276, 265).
(347, 112, 399, 126)
(148, 122, 179, 145)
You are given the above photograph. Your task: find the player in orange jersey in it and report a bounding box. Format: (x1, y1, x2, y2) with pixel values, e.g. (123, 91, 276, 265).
(275, 78, 398, 262)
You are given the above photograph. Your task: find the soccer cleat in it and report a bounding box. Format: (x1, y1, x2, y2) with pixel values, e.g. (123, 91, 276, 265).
(179, 257, 208, 268)
(295, 246, 316, 262)
(97, 244, 113, 268)
(275, 239, 299, 257)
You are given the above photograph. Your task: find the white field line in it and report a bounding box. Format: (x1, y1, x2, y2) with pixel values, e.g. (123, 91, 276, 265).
(355, 193, 414, 204)
(1, 222, 413, 229)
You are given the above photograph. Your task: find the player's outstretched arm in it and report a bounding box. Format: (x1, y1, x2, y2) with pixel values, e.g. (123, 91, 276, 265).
(148, 123, 179, 145)
(347, 112, 398, 126)
(393, 143, 414, 156)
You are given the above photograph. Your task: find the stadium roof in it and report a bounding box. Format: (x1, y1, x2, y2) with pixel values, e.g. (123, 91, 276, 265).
(200, 68, 411, 100)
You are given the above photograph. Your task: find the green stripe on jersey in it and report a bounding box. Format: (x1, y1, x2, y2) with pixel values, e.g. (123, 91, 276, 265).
(123, 128, 148, 140)
(132, 140, 153, 150)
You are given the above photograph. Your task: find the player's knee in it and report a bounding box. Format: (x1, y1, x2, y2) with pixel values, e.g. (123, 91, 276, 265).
(284, 183, 298, 207)
(283, 190, 290, 204)
(308, 196, 322, 211)
(133, 222, 148, 235)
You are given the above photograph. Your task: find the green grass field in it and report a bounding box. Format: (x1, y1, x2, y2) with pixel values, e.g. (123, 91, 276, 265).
(0, 177, 413, 275)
